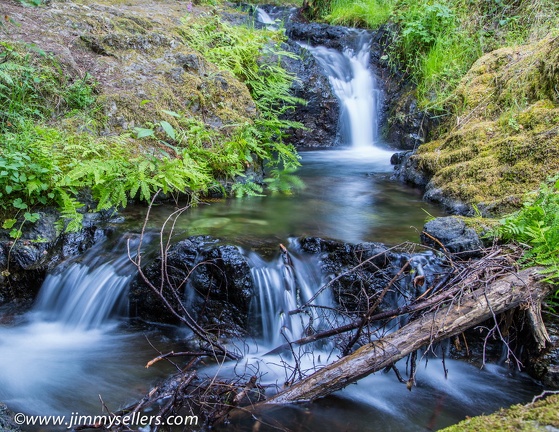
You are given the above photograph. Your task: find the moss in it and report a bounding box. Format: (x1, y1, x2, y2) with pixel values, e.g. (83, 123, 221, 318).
(441, 394, 559, 432)
(414, 35, 559, 215)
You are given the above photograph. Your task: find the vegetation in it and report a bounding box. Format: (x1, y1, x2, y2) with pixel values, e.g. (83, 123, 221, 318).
(441, 394, 559, 432)
(0, 8, 303, 237)
(307, 0, 559, 111)
(493, 177, 559, 285)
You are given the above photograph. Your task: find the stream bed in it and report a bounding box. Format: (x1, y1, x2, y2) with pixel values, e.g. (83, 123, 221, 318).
(0, 20, 546, 432)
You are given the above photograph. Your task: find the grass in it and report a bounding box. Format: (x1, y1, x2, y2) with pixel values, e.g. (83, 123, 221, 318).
(325, 0, 394, 29)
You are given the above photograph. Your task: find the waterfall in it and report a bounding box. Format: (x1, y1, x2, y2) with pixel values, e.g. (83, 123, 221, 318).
(0, 236, 150, 415)
(247, 247, 333, 348)
(32, 237, 136, 330)
(302, 33, 383, 148)
(255, 7, 277, 29)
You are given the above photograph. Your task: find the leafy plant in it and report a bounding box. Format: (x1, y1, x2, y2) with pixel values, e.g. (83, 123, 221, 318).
(493, 176, 559, 290)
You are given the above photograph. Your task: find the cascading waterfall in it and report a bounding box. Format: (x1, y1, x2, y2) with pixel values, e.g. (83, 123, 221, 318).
(247, 248, 331, 348)
(0, 236, 152, 415)
(302, 32, 383, 149)
(32, 248, 133, 330)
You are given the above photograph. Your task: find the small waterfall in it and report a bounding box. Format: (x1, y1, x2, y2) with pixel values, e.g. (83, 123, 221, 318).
(0, 236, 149, 415)
(247, 247, 332, 348)
(302, 33, 383, 148)
(255, 7, 277, 29)
(32, 237, 136, 329)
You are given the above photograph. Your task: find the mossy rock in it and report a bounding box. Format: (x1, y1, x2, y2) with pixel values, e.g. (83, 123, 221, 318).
(408, 35, 559, 215)
(441, 394, 559, 432)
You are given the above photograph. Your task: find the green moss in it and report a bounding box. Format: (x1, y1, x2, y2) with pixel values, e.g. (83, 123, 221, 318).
(413, 35, 559, 214)
(441, 394, 559, 432)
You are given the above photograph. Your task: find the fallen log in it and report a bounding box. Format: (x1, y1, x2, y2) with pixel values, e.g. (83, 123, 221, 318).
(265, 267, 550, 404)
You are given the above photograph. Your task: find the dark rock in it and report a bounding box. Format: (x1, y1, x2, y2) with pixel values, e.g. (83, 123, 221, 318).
(0, 210, 115, 310)
(420, 217, 483, 258)
(280, 40, 340, 148)
(423, 187, 473, 215)
(296, 236, 448, 313)
(391, 151, 429, 187)
(0, 403, 21, 432)
(285, 22, 351, 51)
(130, 236, 254, 335)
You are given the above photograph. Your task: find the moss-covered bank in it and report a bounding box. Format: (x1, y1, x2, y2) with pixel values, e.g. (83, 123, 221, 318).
(412, 35, 559, 214)
(441, 394, 559, 432)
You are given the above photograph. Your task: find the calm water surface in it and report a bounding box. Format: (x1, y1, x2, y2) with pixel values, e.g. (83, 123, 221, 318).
(123, 147, 442, 247)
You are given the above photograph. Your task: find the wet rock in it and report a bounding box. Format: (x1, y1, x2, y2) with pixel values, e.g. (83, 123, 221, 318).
(285, 22, 351, 51)
(0, 210, 116, 311)
(280, 40, 340, 147)
(391, 151, 429, 186)
(420, 216, 483, 258)
(297, 236, 447, 313)
(130, 236, 254, 335)
(0, 403, 21, 432)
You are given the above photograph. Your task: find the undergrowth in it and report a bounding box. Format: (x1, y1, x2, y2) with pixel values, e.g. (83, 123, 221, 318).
(0, 14, 304, 237)
(493, 176, 559, 299)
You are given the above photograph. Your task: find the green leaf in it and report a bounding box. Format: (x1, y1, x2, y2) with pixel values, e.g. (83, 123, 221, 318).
(2, 219, 17, 229)
(159, 121, 176, 140)
(24, 212, 40, 223)
(9, 229, 22, 240)
(5, 185, 12, 194)
(140, 99, 152, 106)
(161, 109, 181, 118)
(12, 198, 28, 209)
(134, 127, 155, 139)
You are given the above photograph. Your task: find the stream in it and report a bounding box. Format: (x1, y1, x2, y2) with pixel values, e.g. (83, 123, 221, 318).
(0, 20, 544, 432)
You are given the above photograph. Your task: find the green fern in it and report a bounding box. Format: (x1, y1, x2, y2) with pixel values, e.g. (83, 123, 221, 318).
(494, 176, 559, 291)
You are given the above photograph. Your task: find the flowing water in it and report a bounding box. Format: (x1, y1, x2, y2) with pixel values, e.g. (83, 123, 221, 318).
(0, 29, 544, 431)
(0, 238, 177, 418)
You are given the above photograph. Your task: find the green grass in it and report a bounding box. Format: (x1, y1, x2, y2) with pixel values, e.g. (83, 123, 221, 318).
(325, 0, 394, 29)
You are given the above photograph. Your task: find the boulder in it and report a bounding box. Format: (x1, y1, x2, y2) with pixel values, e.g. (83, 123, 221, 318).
(420, 216, 483, 258)
(129, 236, 254, 336)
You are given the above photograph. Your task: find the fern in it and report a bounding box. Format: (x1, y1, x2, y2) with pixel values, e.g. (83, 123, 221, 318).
(493, 176, 559, 292)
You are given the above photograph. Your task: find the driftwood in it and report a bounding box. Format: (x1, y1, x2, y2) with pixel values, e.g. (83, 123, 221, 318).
(264, 267, 550, 404)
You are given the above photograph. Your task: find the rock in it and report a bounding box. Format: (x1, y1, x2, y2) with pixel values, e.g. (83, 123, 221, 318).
(0, 210, 116, 311)
(0, 403, 21, 432)
(280, 40, 340, 148)
(420, 217, 483, 258)
(297, 236, 447, 313)
(285, 22, 352, 51)
(129, 236, 254, 336)
(391, 151, 429, 186)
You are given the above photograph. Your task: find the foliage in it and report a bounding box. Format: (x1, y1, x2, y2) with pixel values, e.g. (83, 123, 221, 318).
(493, 176, 559, 291)
(178, 15, 303, 171)
(312, 0, 559, 111)
(324, 0, 394, 29)
(0, 15, 306, 235)
(0, 42, 97, 132)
